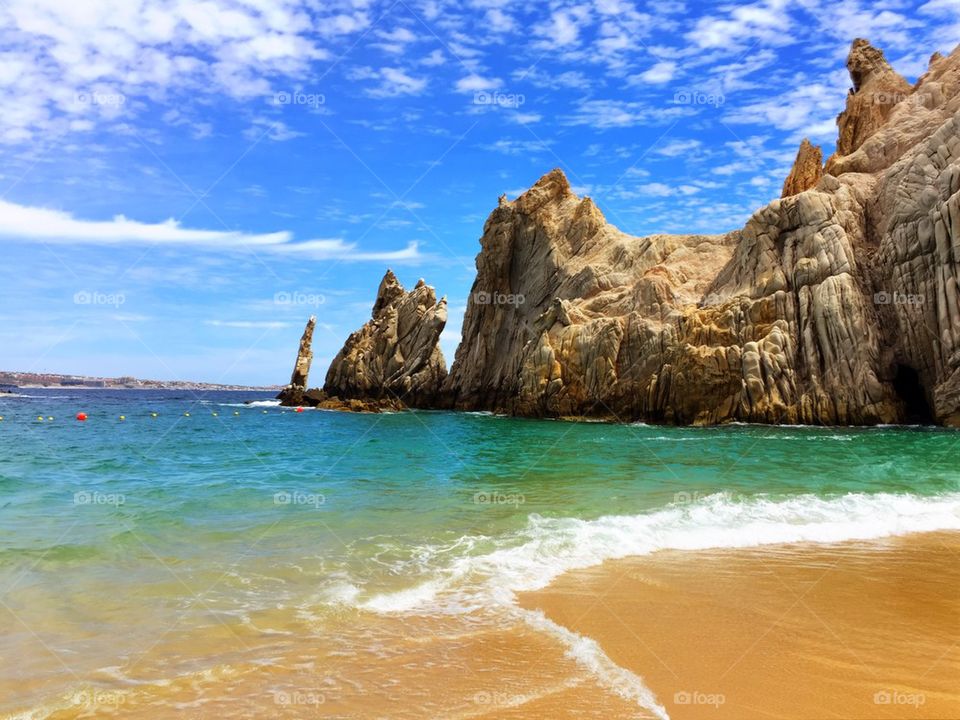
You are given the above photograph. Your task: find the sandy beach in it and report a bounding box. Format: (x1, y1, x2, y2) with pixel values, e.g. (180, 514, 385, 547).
(520, 531, 960, 719)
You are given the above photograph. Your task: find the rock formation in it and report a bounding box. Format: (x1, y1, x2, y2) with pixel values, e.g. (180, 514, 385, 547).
(828, 39, 913, 168)
(322, 270, 447, 408)
(781, 139, 823, 197)
(277, 315, 315, 406)
(441, 38, 960, 426)
(283, 39, 960, 426)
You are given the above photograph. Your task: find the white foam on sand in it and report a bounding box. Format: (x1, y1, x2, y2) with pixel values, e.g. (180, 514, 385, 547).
(354, 490, 960, 718)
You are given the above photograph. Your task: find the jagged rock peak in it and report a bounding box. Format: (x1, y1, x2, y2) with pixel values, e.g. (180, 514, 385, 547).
(323, 271, 447, 407)
(830, 38, 912, 163)
(372, 268, 405, 317)
(508, 168, 575, 212)
(847, 38, 901, 92)
(781, 138, 824, 197)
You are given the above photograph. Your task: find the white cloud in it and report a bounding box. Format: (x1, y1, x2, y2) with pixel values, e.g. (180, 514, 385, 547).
(455, 74, 501, 93)
(724, 82, 844, 141)
(654, 139, 702, 157)
(244, 117, 305, 142)
(635, 61, 677, 84)
(486, 8, 516, 33)
(0, 199, 422, 261)
(366, 67, 428, 97)
(420, 49, 446, 66)
(0, 0, 342, 143)
(535, 8, 588, 47)
(485, 138, 552, 155)
(686, 1, 794, 50)
(565, 99, 687, 128)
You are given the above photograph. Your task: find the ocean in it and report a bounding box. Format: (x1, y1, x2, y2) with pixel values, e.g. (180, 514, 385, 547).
(1, 389, 959, 718)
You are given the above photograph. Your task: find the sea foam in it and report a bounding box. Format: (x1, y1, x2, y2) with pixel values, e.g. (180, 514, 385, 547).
(353, 490, 960, 719)
(360, 491, 960, 614)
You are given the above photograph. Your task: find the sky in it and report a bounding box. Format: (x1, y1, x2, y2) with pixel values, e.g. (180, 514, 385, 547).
(1, 0, 958, 386)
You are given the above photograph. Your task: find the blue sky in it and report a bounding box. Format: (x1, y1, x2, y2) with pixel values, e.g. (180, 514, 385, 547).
(1, 0, 957, 385)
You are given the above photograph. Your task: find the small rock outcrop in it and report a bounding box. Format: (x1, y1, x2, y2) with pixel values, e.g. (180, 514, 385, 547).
(277, 315, 315, 406)
(323, 270, 447, 407)
(781, 139, 823, 197)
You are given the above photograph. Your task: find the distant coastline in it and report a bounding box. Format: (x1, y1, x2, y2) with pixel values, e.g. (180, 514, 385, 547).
(0, 371, 279, 392)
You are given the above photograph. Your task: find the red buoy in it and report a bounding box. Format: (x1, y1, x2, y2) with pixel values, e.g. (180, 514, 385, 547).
(295, 407, 304, 413)
(76, 412, 87, 422)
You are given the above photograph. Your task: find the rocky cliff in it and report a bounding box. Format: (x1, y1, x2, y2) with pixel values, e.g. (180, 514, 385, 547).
(285, 38, 960, 425)
(322, 269, 448, 408)
(440, 38, 960, 426)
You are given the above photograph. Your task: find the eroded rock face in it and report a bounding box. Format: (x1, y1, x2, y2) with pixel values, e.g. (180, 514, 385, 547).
(444, 39, 960, 426)
(829, 38, 912, 165)
(782, 139, 824, 197)
(277, 315, 315, 406)
(442, 169, 738, 419)
(323, 270, 447, 407)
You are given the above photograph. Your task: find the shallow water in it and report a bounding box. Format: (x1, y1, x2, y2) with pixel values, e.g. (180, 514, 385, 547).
(1, 390, 958, 718)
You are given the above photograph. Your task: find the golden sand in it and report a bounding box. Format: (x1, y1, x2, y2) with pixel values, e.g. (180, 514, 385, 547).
(9, 533, 959, 719)
(520, 531, 960, 719)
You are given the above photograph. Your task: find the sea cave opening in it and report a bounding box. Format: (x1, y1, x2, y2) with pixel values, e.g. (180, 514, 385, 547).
(892, 364, 934, 424)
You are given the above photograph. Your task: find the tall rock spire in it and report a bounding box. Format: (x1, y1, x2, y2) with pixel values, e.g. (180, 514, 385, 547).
(277, 315, 315, 406)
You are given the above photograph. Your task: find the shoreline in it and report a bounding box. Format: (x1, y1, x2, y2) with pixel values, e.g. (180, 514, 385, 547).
(519, 530, 960, 719)
(3, 385, 280, 392)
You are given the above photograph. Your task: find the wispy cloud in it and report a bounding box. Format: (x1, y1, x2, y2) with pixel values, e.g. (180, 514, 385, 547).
(0, 200, 422, 262)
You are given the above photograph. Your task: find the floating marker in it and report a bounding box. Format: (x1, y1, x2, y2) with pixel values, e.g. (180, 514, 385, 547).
(184, 412, 191, 417)
(233, 411, 239, 416)
(151, 412, 158, 418)
(0, 416, 4, 421)
(76, 412, 87, 422)
(212, 412, 218, 417)
(119, 415, 126, 421)
(47, 417, 53, 421)
(262, 410, 268, 414)
(295, 407, 304, 413)
(37, 416, 43, 422)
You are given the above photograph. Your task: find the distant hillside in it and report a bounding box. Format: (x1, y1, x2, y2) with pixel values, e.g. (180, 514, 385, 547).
(0, 371, 279, 392)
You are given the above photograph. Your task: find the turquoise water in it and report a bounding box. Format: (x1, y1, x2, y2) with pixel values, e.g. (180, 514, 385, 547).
(2, 389, 960, 716)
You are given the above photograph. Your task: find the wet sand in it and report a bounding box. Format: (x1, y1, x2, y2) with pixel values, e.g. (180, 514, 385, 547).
(10, 534, 960, 719)
(520, 531, 960, 719)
